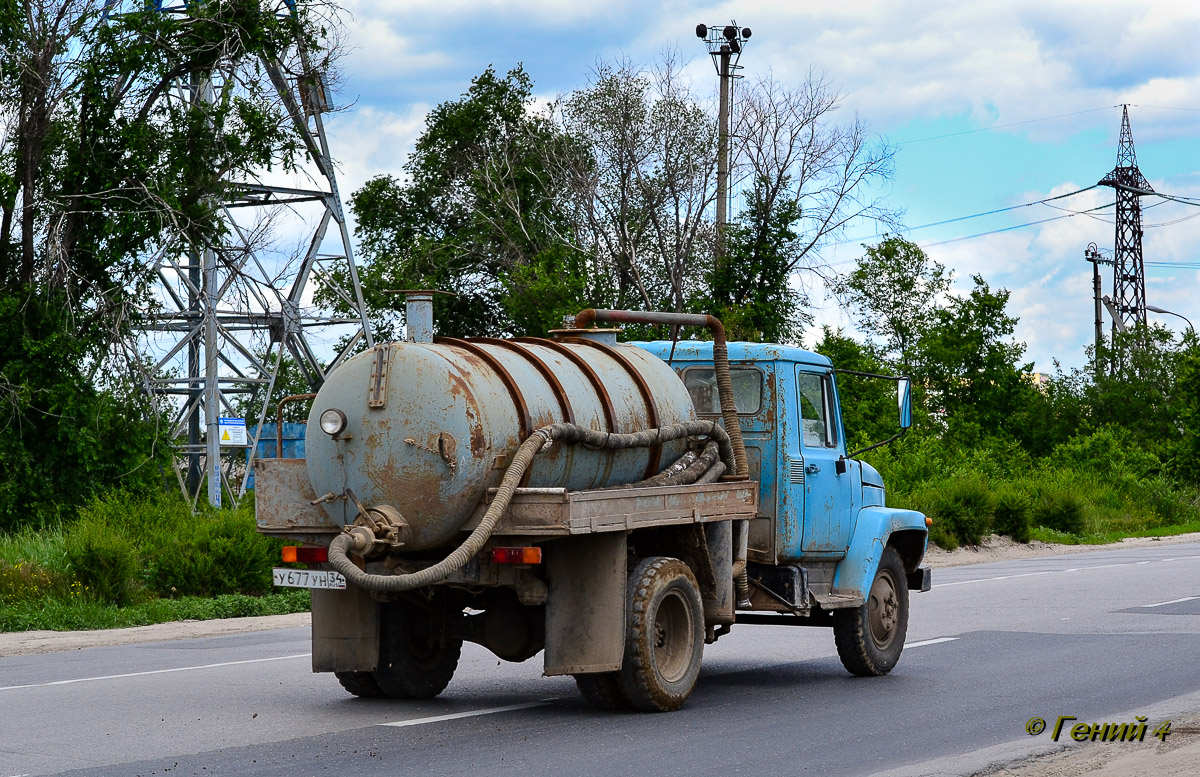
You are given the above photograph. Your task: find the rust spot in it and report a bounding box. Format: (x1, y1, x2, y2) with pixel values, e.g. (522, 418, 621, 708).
(470, 421, 486, 458)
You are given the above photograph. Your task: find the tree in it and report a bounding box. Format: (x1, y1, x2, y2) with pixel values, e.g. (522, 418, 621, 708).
(350, 65, 590, 338)
(836, 235, 950, 371)
(915, 275, 1037, 441)
(733, 71, 900, 280)
(814, 326, 899, 449)
(0, 0, 336, 524)
(705, 176, 808, 343)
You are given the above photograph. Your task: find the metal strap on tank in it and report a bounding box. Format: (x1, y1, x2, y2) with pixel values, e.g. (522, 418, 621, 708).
(559, 337, 662, 479)
(514, 337, 616, 433)
(470, 338, 575, 424)
(434, 336, 532, 438)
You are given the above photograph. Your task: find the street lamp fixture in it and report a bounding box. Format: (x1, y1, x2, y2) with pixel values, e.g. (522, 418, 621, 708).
(696, 20, 751, 261)
(1145, 304, 1195, 333)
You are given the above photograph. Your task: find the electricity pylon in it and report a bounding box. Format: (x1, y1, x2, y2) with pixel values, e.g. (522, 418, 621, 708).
(1098, 105, 1153, 337)
(131, 1, 373, 508)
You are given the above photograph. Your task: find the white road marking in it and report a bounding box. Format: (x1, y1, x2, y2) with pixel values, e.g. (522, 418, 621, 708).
(1139, 596, 1200, 608)
(905, 637, 959, 648)
(938, 555, 1200, 588)
(378, 700, 554, 728)
(0, 653, 311, 692)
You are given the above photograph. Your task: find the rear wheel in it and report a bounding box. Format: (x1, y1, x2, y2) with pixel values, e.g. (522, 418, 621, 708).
(373, 601, 462, 699)
(833, 546, 908, 676)
(335, 670, 385, 698)
(574, 672, 629, 710)
(616, 557, 704, 712)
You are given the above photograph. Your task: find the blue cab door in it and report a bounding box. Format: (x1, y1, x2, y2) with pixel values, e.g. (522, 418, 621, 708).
(795, 366, 855, 554)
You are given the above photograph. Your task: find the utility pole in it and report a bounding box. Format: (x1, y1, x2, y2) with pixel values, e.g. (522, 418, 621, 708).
(697, 22, 751, 260)
(1085, 242, 1112, 380)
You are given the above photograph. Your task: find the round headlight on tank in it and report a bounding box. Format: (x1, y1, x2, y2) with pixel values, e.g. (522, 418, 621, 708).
(319, 408, 347, 437)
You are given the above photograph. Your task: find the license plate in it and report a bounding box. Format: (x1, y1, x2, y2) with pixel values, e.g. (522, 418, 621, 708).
(273, 567, 346, 590)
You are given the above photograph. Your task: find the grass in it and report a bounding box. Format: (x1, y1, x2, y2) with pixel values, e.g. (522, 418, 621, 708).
(0, 490, 304, 633)
(0, 590, 310, 632)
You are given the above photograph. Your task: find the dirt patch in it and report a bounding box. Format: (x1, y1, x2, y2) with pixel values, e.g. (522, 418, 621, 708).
(0, 612, 311, 658)
(980, 712, 1200, 777)
(926, 531, 1200, 568)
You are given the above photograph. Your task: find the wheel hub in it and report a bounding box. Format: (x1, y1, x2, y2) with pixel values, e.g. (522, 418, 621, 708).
(868, 571, 899, 649)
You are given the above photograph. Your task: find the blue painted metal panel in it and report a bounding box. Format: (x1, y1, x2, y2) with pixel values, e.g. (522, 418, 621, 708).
(795, 365, 857, 554)
(832, 506, 928, 597)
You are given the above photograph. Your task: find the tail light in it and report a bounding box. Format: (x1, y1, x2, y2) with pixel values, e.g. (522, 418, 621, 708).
(281, 546, 329, 563)
(491, 547, 542, 565)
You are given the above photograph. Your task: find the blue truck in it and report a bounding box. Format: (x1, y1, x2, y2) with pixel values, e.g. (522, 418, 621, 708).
(255, 301, 931, 712)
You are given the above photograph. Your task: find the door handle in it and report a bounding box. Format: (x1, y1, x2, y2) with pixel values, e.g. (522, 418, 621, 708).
(805, 463, 820, 474)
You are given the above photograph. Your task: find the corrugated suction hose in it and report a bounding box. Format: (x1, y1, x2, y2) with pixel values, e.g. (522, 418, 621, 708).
(327, 421, 735, 593)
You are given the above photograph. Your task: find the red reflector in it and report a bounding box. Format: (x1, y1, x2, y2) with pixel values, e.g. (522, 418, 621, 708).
(491, 547, 542, 565)
(282, 546, 328, 563)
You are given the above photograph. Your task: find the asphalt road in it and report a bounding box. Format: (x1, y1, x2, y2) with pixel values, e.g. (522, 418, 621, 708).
(2, 542, 1198, 777)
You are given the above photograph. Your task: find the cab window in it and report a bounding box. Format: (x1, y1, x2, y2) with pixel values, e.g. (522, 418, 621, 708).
(797, 372, 837, 448)
(683, 367, 762, 415)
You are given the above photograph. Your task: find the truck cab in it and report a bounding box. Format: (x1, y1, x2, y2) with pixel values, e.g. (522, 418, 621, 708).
(635, 340, 930, 613)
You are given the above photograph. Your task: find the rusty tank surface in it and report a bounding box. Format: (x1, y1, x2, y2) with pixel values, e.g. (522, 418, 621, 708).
(305, 317, 696, 552)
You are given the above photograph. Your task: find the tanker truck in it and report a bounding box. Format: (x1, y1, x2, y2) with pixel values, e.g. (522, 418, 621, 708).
(255, 294, 931, 712)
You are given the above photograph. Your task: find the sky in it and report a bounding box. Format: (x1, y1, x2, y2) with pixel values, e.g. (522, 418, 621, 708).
(311, 0, 1200, 373)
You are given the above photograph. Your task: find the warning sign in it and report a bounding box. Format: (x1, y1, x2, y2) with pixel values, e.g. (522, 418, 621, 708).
(218, 418, 247, 446)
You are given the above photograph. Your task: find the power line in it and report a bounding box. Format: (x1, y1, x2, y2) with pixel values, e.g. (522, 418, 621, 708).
(837, 185, 1102, 246)
(921, 203, 1115, 248)
(897, 107, 1114, 146)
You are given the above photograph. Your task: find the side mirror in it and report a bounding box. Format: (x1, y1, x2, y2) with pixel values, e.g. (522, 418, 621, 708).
(897, 378, 912, 429)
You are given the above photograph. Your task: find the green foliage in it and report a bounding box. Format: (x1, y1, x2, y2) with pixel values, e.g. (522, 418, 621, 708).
(349, 66, 592, 338)
(63, 515, 140, 606)
(916, 274, 1038, 440)
(0, 589, 310, 633)
(706, 177, 809, 344)
(1032, 489, 1085, 536)
(0, 490, 297, 629)
(0, 291, 169, 529)
(0, 1, 327, 530)
(921, 473, 994, 547)
(993, 488, 1032, 543)
(145, 510, 280, 597)
(836, 235, 950, 370)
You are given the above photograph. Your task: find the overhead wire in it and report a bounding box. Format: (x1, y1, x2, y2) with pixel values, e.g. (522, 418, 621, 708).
(897, 107, 1115, 146)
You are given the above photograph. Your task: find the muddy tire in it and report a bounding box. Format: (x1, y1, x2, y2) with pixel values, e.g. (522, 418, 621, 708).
(617, 557, 704, 712)
(335, 670, 385, 698)
(833, 546, 909, 676)
(373, 601, 462, 699)
(574, 672, 629, 710)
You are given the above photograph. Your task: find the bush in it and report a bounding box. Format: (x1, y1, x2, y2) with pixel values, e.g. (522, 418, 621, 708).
(925, 472, 995, 547)
(64, 517, 139, 605)
(145, 509, 281, 597)
(993, 488, 1032, 543)
(1033, 490, 1085, 536)
(927, 518, 959, 551)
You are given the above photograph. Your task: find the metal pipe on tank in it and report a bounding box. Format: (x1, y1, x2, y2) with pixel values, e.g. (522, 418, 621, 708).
(570, 309, 747, 480)
(406, 292, 435, 344)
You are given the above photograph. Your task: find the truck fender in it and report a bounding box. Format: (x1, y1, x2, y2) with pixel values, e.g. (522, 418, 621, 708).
(832, 506, 928, 598)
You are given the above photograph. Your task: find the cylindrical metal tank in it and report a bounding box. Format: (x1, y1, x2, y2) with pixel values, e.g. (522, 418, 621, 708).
(306, 335, 697, 550)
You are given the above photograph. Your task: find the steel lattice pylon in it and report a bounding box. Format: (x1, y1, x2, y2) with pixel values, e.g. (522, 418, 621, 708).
(130, 1, 373, 508)
(1097, 105, 1153, 336)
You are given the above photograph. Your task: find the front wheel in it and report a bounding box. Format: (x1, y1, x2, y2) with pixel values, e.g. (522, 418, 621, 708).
(833, 546, 909, 677)
(616, 557, 704, 712)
